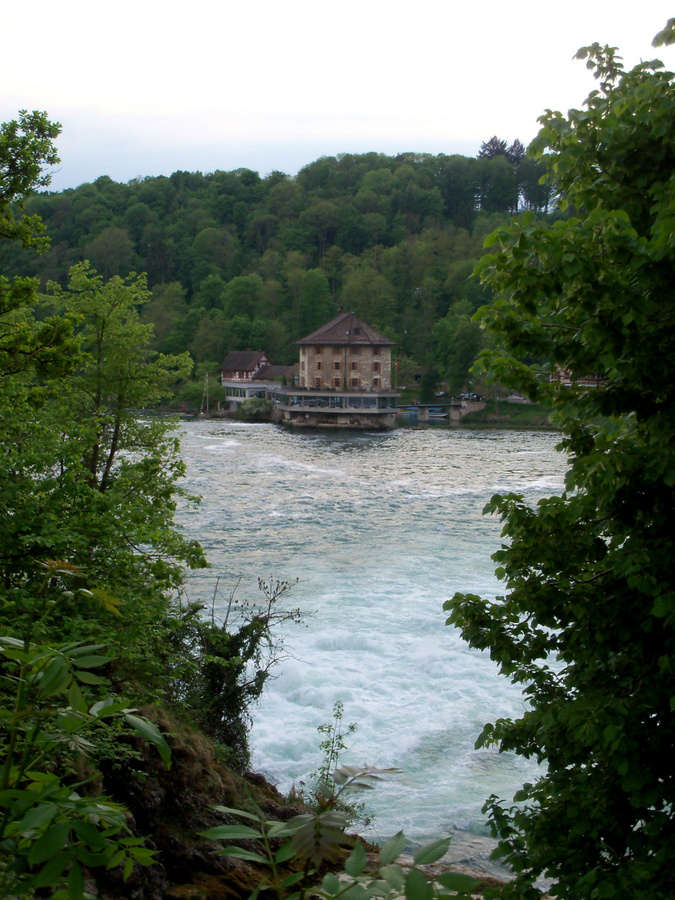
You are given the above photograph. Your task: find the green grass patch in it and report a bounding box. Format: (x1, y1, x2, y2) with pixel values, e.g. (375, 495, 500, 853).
(460, 399, 556, 429)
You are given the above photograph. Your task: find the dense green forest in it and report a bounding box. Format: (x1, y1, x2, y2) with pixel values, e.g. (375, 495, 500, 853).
(3, 140, 553, 401)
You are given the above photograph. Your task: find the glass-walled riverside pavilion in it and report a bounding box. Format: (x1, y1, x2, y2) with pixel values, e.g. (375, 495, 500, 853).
(272, 387, 399, 429)
(274, 391, 397, 410)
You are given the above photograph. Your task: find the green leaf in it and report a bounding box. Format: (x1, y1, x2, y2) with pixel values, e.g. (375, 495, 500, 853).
(68, 680, 88, 714)
(340, 883, 369, 900)
(31, 851, 70, 888)
(73, 820, 108, 850)
(72, 655, 110, 669)
(89, 697, 128, 717)
(274, 840, 298, 863)
(405, 867, 432, 900)
(216, 846, 268, 863)
(18, 801, 58, 833)
(68, 859, 84, 900)
(211, 805, 262, 823)
(281, 871, 306, 888)
(267, 820, 301, 838)
(435, 872, 482, 892)
(28, 822, 70, 864)
(200, 824, 262, 840)
(124, 714, 171, 766)
(380, 864, 405, 891)
(0, 636, 25, 648)
(412, 837, 451, 866)
(68, 643, 107, 657)
(322, 872, 342, 893)
(75, 671, 106, 685)
(379, 830, 407, 864)
(129, 846, 156, 866)
(38, 659, 71, 697)
(73, 848, 112, 867)
(344, 839, 367, 877)
(105, 848, 126, 869)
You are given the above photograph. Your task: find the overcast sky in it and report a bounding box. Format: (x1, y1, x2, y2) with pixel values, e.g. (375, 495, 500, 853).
(2, 3, 672, 192)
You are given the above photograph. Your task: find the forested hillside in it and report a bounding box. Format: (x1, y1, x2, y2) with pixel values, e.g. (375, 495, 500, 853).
(4, 141, 554, 400)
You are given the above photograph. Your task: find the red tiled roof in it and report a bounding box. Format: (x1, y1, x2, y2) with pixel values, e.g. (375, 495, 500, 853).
(296, 312, 395, 347)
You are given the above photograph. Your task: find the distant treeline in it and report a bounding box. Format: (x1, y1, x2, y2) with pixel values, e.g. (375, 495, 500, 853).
(4, 140, 557, 398)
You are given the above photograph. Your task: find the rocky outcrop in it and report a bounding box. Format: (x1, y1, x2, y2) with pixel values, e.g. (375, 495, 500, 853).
(93, 710, 305, 900)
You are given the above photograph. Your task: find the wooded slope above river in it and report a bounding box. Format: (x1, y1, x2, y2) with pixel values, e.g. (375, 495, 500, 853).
(3, 144, 555, 400)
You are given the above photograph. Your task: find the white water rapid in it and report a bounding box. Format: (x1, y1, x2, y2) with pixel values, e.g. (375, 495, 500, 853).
(176, 421, 566, 873)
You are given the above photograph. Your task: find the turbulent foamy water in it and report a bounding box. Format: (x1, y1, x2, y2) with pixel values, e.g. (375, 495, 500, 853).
(176, 421, 566, 864)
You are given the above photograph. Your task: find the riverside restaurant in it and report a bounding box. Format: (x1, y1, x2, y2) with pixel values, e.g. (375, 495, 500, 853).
(272, 387, 399, 429)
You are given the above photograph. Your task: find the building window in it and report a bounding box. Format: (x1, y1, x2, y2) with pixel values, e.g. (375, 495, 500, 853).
(333, 377, 341, 388)
(333, 346, 340, 355)
(351, 346, 359, 356)
(315, 377, 321, 389)
(317, 361, 322, 370)
(316, 346, 323, 355)
(373, 347, 380, 356)
(334, 361, 340, 371)
(301, 361, 305, 370)
(372, 361, 380, 372)
(373, 377, 380, 388)
(351, 361, 358, 371)
(350, 378, 359, 388)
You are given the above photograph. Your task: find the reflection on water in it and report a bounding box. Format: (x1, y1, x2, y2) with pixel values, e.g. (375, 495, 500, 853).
(176, 421, 565, 847)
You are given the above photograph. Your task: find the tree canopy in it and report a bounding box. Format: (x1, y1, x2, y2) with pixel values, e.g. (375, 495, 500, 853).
(0, 112, 309, 895)
(1, 142, 552, 395)
(446, 21, 675, 899)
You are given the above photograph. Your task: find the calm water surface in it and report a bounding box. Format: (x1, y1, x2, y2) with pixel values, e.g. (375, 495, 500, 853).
(176, 421, 566, 864)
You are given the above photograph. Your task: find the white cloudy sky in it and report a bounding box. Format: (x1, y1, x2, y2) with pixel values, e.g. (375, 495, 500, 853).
(2, 2, 672, 191)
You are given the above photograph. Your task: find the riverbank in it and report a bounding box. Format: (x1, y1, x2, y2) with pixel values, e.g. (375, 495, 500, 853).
(396, 401, 556, 430)
(94, 708, 509, 898)
(163, 399, 557, 431)
(455, 400, 556, 430)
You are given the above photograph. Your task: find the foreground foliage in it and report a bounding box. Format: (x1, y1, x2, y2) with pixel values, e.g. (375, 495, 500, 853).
(0, 110, 305, 896)
(0, 562, 170, 897)
(172, 578, 302, 770)
(202, 765, 481, 900)
(446, 21, 675, 900)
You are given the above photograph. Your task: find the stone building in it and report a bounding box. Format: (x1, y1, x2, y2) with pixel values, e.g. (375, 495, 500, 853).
(296, 311, 394, 391)
(274, 312, 399, 429)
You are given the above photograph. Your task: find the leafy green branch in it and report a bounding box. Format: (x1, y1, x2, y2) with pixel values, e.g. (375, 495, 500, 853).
(0, 562, 171, 898)
(201, 766, 480, 900)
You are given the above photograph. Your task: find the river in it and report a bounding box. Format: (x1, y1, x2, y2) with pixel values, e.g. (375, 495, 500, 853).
(175, 420, 566, 872)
